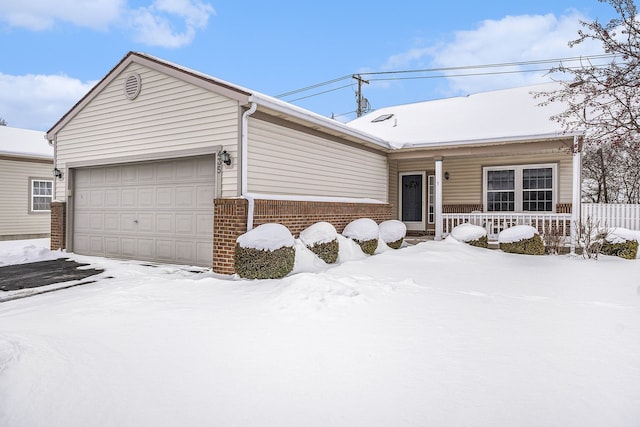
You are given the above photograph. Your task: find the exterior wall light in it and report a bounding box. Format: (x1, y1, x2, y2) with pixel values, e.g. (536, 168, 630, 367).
(444, 171, 450, 180)
(217, 149, 231, 173)
(53, 168, 63, 179)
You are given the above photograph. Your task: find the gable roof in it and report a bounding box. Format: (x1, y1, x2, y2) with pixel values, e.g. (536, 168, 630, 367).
(0, 126, 52, 160)
(347, 82, 584, 149)
(46, 51, 391, 151)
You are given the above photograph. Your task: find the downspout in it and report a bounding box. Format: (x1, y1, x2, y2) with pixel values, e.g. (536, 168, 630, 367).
(241, 102, 258, 231)
(47, 134, 57, 201)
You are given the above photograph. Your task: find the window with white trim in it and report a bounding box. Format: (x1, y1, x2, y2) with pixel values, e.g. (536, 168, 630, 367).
(31, 179, 53, 212)
(483, 164, 556, 213)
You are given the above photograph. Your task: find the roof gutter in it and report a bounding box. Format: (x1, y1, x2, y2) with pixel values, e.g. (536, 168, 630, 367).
(241, 102, 258, 231)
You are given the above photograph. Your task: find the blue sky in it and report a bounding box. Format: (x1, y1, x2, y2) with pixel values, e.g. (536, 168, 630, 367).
(0, 0, 618, 131)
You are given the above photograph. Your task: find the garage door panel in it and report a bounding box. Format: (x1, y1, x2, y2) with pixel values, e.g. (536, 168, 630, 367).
(105, 237, 120, 255)
(90, 168, 106, 185)
(73, 156, 215, 266)
(197, 214, 213, 234)
(156, 214, 174, 234)
(196, 185, 215, 207)
(89, 236, 104, 252)
(157, 163, 176, 181)
(176, 187, 195, 208)
(156, 240, 175, 260)
(122, 165, 138, 183)
(105, 167, 120, 184)
(120, 214, 137, 232)
(105, 189, 120, 208)
(89, 190, 105, 208)
(137, 214, 154, 233)
(138, 239, 155, 258)
(138, 164, 155, 182)
(156, 187, 174, 208)
(121, 189, 138, 208)
(121, 238, 136, 256)
(89, 213, 104, 231)
(175, 214, 195, 234)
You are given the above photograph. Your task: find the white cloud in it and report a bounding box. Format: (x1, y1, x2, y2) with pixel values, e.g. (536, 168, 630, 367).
(0, 73, 96, 131)
(380, 11, 606, 97)
(128, 0, 215, 48)
(0, 0, 215, 48)
(0, 0, 125, 31)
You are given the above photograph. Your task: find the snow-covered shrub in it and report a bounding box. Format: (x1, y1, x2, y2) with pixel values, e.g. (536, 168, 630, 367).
(498, 225, 545, 255)
(378, 220, 407, 249)
(574, 216, 609, 259)
(600, 228, 639, 260)
(234, 223, 295, 279)
(342, 218, 379, 255)
(450, 223, 488, 248)
(299, 222, 339, 264)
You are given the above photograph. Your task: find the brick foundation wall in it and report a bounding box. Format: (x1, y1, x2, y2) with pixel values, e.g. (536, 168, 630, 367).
(50, 201, 66, 250)
(213, 198, 393, 275)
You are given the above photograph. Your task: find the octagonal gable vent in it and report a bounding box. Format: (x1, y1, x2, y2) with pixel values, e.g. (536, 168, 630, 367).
(124, 73, 142, 100)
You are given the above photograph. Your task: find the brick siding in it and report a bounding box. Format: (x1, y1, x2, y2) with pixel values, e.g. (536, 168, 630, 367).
(213, 198, 393, 275)
(50, 201, 66, 250)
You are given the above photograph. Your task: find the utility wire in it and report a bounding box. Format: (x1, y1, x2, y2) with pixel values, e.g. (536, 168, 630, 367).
(275, 54, 617, 101)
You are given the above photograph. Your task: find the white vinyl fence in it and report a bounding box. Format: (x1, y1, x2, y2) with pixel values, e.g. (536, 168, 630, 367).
(581, 203, 640, 230)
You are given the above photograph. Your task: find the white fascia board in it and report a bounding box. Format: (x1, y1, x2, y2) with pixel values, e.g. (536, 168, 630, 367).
(400, 131, 585, 150)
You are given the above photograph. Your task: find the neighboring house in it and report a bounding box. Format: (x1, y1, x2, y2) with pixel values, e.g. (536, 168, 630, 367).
(0, 126, 54, 240)
(46, 52, 582, 273)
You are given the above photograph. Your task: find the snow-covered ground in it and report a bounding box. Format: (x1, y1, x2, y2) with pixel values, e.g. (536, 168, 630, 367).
(1, 238, 639, 427)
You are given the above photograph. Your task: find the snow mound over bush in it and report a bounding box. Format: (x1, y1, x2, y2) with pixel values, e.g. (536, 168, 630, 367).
(451, 223, 487, 243)
(498, 225, 538, 244)
(299, 222, 338, 246)
(342, 218, 379, 241)
(236, 223, 294, 251)
(605, 227, 640, 244)
(379, 220, 406, 243)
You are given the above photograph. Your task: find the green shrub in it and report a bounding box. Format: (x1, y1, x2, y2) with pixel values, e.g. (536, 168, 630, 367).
(499, 234, 545, 255)
(234, 244, 295, 279)
(600, 239, 638, 260)
(355, 238, 378, 255)
(307, 239, 339, 264)
(385, 238, 403, 249)
(467, 235, 488, 249)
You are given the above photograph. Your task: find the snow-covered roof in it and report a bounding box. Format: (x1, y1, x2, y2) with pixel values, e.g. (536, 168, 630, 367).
(0, 126, 52, 160)
(347, 82, 583, 149)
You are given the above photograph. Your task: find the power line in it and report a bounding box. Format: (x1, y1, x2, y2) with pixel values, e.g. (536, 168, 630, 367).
(275, 53, 617, 101)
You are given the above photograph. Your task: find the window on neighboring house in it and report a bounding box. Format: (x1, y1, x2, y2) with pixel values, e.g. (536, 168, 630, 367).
(31, 179, 53, 212)
(483, 164, 556, 213)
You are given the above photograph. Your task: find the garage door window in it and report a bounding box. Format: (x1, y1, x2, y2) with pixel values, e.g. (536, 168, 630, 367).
(30, 179, 53, 212)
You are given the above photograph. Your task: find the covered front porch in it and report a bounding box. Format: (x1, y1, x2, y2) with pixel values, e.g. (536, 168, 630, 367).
(389, 136, 582, 249)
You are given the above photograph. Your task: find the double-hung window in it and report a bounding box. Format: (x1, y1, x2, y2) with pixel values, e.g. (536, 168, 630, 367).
(31, 179, 53, 212)
(483, 164, 556, 212)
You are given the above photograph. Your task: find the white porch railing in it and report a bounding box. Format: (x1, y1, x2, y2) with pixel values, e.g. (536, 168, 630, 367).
(582, 203, 640, 230)
(442, 213, 572, 241)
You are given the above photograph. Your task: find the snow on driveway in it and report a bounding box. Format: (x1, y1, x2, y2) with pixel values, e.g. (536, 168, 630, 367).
(0, 238, 639, 426)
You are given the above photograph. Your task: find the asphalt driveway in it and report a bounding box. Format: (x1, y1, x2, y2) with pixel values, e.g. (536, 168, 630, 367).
(0, 258, 104, 292)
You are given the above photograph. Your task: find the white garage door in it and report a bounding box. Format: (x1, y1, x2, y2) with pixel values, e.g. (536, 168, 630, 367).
(73, 156, 216, 266)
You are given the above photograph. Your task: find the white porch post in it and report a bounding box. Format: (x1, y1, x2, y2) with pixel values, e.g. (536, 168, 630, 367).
(570, 136, 582, 255)
(435, 157, 443, 240)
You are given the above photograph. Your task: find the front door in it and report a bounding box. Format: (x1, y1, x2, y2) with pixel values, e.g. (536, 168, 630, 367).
(399, 172, 426, 231)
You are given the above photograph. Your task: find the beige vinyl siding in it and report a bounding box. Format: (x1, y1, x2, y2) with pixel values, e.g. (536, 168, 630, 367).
(0, 159, 52, 238)
(54, 62, 241, 198)
(247, 118, 388, 201)
(394, 151, 573, 207)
